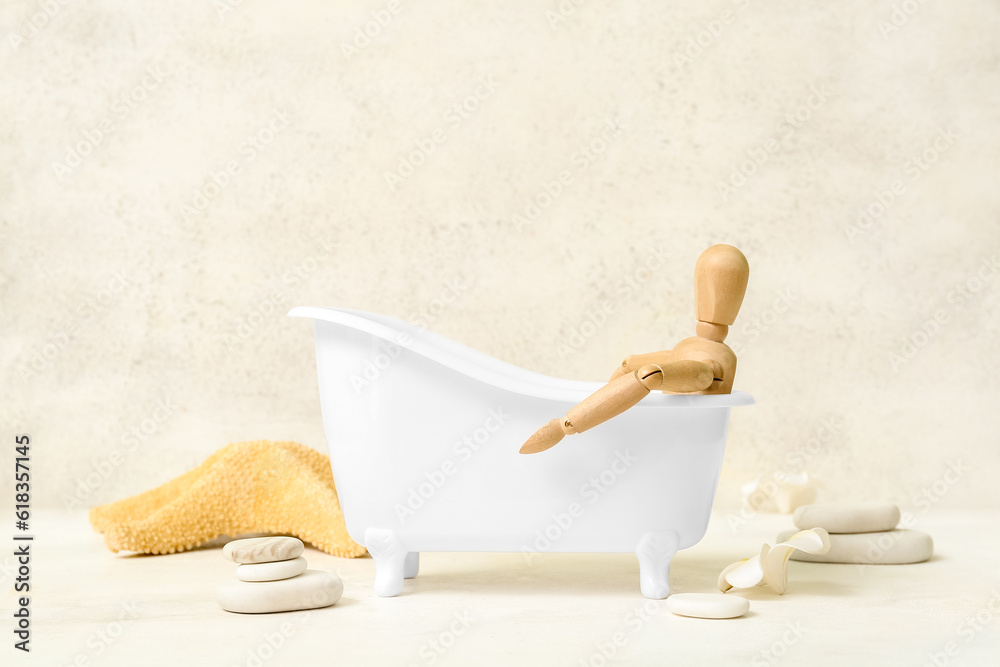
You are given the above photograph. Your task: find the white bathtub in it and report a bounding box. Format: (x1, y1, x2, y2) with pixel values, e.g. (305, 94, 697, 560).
(290, 307, 753, 598)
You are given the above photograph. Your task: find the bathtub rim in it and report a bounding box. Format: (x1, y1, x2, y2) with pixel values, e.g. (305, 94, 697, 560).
(289, 306, 755, 408)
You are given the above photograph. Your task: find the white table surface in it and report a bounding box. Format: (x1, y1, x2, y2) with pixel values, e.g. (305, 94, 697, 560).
(5, 509, 999, 666)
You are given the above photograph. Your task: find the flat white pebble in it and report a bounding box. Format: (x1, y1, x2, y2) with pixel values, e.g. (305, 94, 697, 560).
(777, 529, 932, 564)
(237, 556, 307, 582)
(217, 570, 343, 614)
(793, 503, 900, 534)
(666, 593, 749, 619)
(223, 537, 304, 564)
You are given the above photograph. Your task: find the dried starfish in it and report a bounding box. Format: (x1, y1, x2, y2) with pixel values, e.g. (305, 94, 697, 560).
(89, 440, 366, 557)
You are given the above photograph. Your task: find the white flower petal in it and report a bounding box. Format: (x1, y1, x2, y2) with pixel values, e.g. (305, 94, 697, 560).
(717, 559, 743, 592)
(777, 527, 831, 555)
(763, 528, 831, 594)
(722, 544, 770, 590)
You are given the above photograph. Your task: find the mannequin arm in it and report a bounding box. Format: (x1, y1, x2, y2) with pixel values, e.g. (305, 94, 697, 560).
(520, 360, 715, 454)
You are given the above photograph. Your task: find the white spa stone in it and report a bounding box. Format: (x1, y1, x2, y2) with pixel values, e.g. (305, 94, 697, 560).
(217, 570, 343, 614)
(666, 593, 749, 619)
(223, 537, 304, 564)
(776, 529, 933, 564)
(793, 503, 900, 534)
(237, 556, 307, 582)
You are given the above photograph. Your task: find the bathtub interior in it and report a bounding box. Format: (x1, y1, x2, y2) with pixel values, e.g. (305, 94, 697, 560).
(295, 308, 753, 555)
(336, 307, 591, 393)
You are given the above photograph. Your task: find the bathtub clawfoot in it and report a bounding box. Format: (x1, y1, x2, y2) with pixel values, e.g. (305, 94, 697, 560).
(635, 531, 680, 599)
(404, 552, 419, 579)
(365, 528, 408, 597)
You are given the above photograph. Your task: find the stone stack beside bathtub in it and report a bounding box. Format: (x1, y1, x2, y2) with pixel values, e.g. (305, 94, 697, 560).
(216, 537, 344, 613)
(777, 503, 933, 564)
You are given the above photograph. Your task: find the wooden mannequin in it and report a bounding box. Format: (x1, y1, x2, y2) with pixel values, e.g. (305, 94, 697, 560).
(520, 244, 749, 454)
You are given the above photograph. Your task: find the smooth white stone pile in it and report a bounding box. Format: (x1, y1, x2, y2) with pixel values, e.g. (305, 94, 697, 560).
(780, 503, 933, 564)
(217, 537, 344, 614)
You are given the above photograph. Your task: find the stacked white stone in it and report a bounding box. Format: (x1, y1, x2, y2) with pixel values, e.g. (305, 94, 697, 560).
(778, 503, 933, 564)
(217, 537, 344, 613)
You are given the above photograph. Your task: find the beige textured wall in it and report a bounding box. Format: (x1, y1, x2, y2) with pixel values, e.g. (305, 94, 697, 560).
(2, 0, 999, 513)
